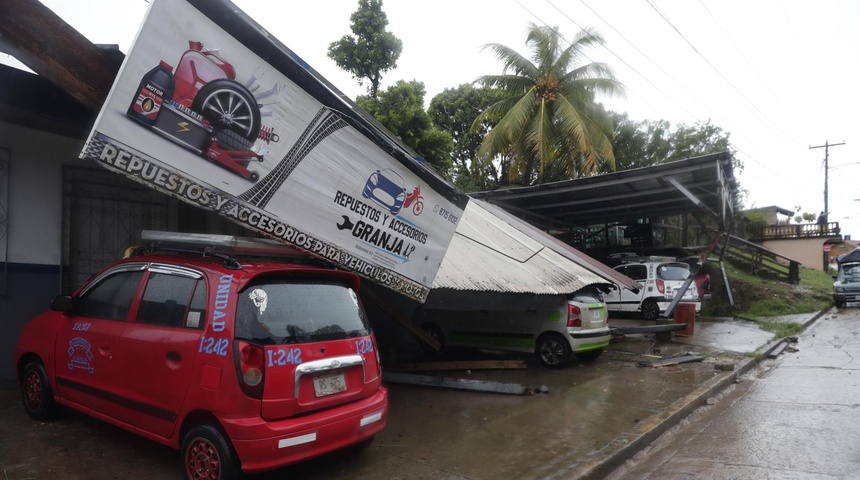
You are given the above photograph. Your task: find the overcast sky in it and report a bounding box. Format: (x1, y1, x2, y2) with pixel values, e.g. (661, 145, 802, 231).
(5, 0, 859, 238)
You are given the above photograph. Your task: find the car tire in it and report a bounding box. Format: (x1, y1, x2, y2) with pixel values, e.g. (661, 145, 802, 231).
(835, 300, 845, 308)
(192, 79, 261, 141)
(20, 361, 60, 421)
(536, 333, 571, 368)
(641, 299, 660, 321)
(181, 424, 241, 480)
(575, 349, 603, 362)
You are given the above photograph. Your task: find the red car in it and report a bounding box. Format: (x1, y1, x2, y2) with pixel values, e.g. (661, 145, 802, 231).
(15, 232, 387, 479)
(680, 256, 712, 301)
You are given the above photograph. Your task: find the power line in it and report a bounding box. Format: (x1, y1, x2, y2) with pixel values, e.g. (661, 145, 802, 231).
(511, 0, 818, 199)
(643, 0, 804, 150)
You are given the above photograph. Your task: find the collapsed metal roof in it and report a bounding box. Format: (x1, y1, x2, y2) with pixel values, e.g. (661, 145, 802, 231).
(470, 152, 738, 231)
(425, 199, 640, 309)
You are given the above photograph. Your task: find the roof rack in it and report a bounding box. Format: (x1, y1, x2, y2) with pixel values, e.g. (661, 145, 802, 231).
(128, 231, 313, 269)
(619, 255, 677, 264)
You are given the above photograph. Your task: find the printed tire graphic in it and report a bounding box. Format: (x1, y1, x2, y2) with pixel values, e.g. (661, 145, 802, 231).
(214, 128, 254, 152)
(413, 199, 424, 216)
(192, 79, 261, 141)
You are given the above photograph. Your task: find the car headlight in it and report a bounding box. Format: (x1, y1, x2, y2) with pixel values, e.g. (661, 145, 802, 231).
(834, 287, 844, 293)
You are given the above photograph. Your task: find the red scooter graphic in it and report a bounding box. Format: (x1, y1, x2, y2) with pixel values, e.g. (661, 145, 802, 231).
(404, 186, 424, 216)
(127, 41, 277, 182)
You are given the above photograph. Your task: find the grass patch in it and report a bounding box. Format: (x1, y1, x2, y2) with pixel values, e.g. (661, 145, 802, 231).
(705, 262, 833, 317)
(756, 320, 805, 338)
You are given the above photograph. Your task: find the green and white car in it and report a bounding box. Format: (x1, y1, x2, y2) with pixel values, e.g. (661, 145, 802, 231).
(420, 285, 611, 368)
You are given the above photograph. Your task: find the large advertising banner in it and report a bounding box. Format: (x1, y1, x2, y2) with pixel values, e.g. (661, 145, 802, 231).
(80, 0, 467, 302)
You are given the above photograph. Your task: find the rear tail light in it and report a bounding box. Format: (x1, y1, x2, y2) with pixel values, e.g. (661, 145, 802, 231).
(656, 278, 665, 294)
(235, 340, 265, 399)
(373, 335, 382, 377)
(567, 304, 582, 327)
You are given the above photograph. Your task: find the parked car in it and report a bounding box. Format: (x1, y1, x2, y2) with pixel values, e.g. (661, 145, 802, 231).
(603, 257, 700, 320)
(420, 285, 612, 368)
(14, 232, 388, 479)
(833, 248, 860, 308)
(606, 251, 639, 267)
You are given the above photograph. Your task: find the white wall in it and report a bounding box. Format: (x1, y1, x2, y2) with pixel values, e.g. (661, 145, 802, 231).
(0, 121, 89, 265)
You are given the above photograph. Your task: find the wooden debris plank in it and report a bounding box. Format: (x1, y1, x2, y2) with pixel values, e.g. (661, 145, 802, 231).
(767, 340, 788, 359)
(383, 372, 532, 395)
(650, 355, 705, 368)
(388, 360, 528, 372)
(610, 324, 688, 335)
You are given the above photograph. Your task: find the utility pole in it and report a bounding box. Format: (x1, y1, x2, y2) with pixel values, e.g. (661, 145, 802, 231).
(809, 140, 845, 223)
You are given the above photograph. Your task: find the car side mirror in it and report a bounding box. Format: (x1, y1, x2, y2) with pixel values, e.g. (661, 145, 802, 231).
(51, 295, 74, 313)
(832, 275, 838, 280)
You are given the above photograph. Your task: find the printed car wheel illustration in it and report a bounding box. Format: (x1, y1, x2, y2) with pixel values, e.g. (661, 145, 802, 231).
(362, 169, 407, 215)
(192, 79, 262, 141)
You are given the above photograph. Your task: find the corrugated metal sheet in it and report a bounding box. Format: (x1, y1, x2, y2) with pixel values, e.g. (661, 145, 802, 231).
(432, 199, 613, 294)
(470, 152, 737, 229)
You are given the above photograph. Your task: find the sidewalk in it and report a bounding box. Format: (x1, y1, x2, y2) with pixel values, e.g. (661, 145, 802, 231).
(604, 306, 857, 478)
(575, 310, 829, 480)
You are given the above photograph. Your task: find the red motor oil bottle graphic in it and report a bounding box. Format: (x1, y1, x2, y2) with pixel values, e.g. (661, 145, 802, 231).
(127, 60, 175, 126)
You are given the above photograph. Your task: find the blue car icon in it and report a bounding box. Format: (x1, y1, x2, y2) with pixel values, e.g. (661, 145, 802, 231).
(363, 169, 407, 215)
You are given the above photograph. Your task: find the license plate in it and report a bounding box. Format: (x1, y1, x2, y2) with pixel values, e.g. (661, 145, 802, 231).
(313, 371, 347, 397)
(591, 309, 602, 320)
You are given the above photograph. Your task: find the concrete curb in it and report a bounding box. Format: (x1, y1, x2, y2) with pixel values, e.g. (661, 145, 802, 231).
(573, 308, 830, 480)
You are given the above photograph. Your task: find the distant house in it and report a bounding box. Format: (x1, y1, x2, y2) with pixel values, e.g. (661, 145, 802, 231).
(744, 206, 842, 272)
(747, 205, 795, 226)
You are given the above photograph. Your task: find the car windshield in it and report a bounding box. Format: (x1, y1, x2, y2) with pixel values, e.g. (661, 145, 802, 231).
(657, 263, 690, 281)
(235, 277, 369, 345)
(838, 263, 860, 281)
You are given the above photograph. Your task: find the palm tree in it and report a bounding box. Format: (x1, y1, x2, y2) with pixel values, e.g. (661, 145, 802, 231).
(473, 23, 624, 184)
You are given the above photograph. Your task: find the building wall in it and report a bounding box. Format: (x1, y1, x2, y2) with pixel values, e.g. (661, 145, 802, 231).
(0, 121, 88, 386)
(763, 237, 840, 272)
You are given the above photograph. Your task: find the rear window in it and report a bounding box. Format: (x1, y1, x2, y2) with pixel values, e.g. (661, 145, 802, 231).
(235, 277, 369, 345)
(570, 286, 604, 303)
(657, 263, 690, 281)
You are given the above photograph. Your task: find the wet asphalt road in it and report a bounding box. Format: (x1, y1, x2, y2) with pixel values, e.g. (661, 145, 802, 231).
(606, 306, 860, 479)
(0, 314, 800, 480)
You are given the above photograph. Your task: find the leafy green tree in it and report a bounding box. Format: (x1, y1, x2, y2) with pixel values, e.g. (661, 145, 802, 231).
(472, 23, 624, 185)
(609, 112, 671, 171)
(793, 206, 817, 224)
(668, 120, 731, 161)
(357, 80, 453, 173)
(428, 84, 507, 191)
(609, 115, 735, 172)
(327, 0, 402, 98)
